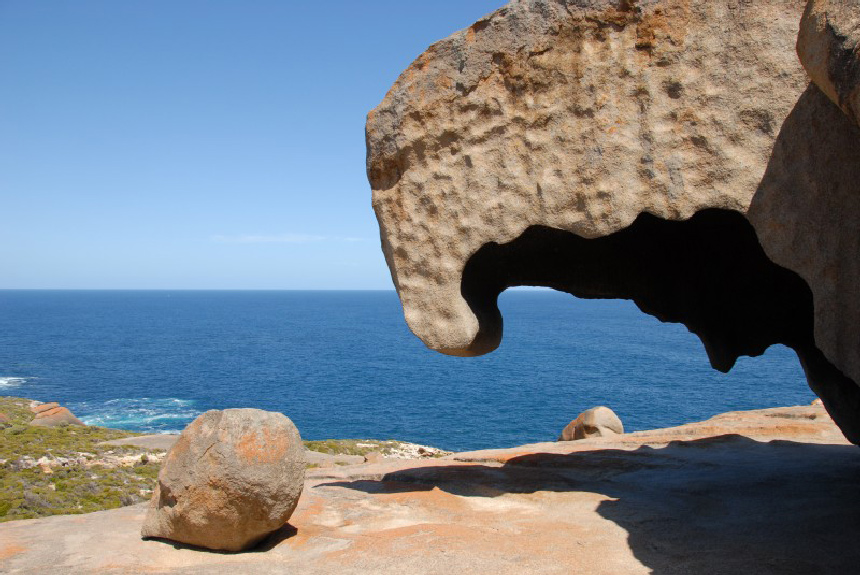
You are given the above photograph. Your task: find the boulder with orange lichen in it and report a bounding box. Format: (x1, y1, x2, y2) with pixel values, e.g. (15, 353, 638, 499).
(29, 401, 85, 427)
(140, 409, 305, 552)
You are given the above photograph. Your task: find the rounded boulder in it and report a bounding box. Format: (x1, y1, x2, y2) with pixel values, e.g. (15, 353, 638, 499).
(559, 406, 624, 441)
(141, 408, 305, 552)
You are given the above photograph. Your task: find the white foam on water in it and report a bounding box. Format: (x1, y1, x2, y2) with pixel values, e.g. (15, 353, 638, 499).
(70, 397, 201, 432)
(0, 376, 34, 389)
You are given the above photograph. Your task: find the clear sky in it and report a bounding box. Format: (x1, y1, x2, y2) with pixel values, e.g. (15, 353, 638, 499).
(0, 1, 502, 289)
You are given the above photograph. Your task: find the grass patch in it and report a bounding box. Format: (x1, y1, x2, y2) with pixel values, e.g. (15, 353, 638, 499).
(303, 439, 393, 456)
(0, 397, 446, 523)
(303, 439, 443, 457)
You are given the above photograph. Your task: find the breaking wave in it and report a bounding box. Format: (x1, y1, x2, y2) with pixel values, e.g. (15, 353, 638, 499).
(69, 397, 200, 433)
(0, 376, 34, 389)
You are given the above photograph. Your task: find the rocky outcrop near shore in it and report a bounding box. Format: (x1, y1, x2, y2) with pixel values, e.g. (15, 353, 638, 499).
(2, 403, 856, 574)
(29, 401, 85, 427)
(367, 0, 860, 443)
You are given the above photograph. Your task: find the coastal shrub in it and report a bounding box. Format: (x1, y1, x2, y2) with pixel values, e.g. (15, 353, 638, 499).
(304, 439, 408, 456)
(0, 396, 163, 522)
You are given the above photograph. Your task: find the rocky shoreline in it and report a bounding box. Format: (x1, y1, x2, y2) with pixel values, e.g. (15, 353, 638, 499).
(2, 400, 855, 573)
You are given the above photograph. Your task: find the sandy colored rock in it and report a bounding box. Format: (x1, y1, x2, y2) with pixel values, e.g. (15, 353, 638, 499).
(98, 434, 180, 451)
(2, 404, 858, 574)
(367, 0, 860, 442)
(363, 451, 385, 464)
(559, 406, 623, 441)
(304, 450, 365, 467)
(797, 0, 860, 127)
(367, 0, 808, 356)
(141, 409, 305, 552)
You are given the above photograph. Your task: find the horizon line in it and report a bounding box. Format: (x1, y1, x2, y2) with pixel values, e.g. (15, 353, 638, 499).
(0, 286, 553, 292)
(0, 288, 398, 292)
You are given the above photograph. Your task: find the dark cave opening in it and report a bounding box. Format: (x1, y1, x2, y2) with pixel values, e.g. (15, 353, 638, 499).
(461, 209, 860, 443)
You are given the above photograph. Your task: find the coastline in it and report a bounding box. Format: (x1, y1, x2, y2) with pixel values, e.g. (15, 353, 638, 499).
(1, 399, 854, 574)
(1, 394, 838, 525)
(0, 396, 448, 523)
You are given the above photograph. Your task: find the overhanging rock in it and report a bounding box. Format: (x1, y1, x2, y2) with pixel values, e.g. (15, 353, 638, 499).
(367, 0, 860, 442)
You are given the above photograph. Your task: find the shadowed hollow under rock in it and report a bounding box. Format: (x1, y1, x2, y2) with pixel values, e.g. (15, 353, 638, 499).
(461, 208, 860, 443)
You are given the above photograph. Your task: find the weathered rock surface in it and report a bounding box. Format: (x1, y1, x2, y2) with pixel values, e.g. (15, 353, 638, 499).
(368, 0, 808, 356)
(304, 450, 366, 467)
(559, 406, 623, 440)
(367, 0, 860, 442)
(98, 433, 180, 451)
(3, 404, 859, 574)
(798, 0, 860, 127)
(29, 401, 85, 427)
(140, 409, 305, 552)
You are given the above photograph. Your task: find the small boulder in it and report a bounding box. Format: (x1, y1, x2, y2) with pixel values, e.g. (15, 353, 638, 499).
(559, 406, 624, 441)
(141, 408, 305, 552)
(363, 451, 385, 464)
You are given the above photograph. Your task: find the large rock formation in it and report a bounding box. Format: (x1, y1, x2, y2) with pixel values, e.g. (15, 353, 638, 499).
(141, 409, 305, 552)
(367, 0, 860, 442)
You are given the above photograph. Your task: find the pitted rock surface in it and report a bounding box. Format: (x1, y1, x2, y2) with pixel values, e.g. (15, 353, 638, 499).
(140, 408, 305, 552)
(368, 0, 808, 356)
(367, 0, 860, 442)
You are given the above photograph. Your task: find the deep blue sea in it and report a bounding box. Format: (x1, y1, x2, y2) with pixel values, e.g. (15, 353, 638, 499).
(0, 290, 814, 452)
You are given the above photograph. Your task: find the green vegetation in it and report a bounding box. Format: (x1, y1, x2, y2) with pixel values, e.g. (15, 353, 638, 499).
(0, 397, 161, 523)
(1, 396, 446, 523)
(303, 438, 447, 457)
(303, 439, 389, 456)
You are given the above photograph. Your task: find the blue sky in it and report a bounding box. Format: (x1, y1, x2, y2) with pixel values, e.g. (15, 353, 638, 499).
(0, 1, 502, 289)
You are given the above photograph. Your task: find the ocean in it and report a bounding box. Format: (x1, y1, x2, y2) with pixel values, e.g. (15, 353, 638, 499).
(0, 290, 814, 452)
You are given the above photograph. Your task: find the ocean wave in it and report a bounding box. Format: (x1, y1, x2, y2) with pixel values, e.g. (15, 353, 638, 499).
(69, 397, 201, 433)
(0, 376, 34, 389)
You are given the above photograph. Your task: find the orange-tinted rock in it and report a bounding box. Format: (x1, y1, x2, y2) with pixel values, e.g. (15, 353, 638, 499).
(141, 409, 305, 552)
(2, 404, 858, 574)
(30, 402, 59, 414)
(29, 405, 85, 427)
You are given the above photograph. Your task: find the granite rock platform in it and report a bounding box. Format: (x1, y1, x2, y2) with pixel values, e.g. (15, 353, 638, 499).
(3, 404, 859, 574)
